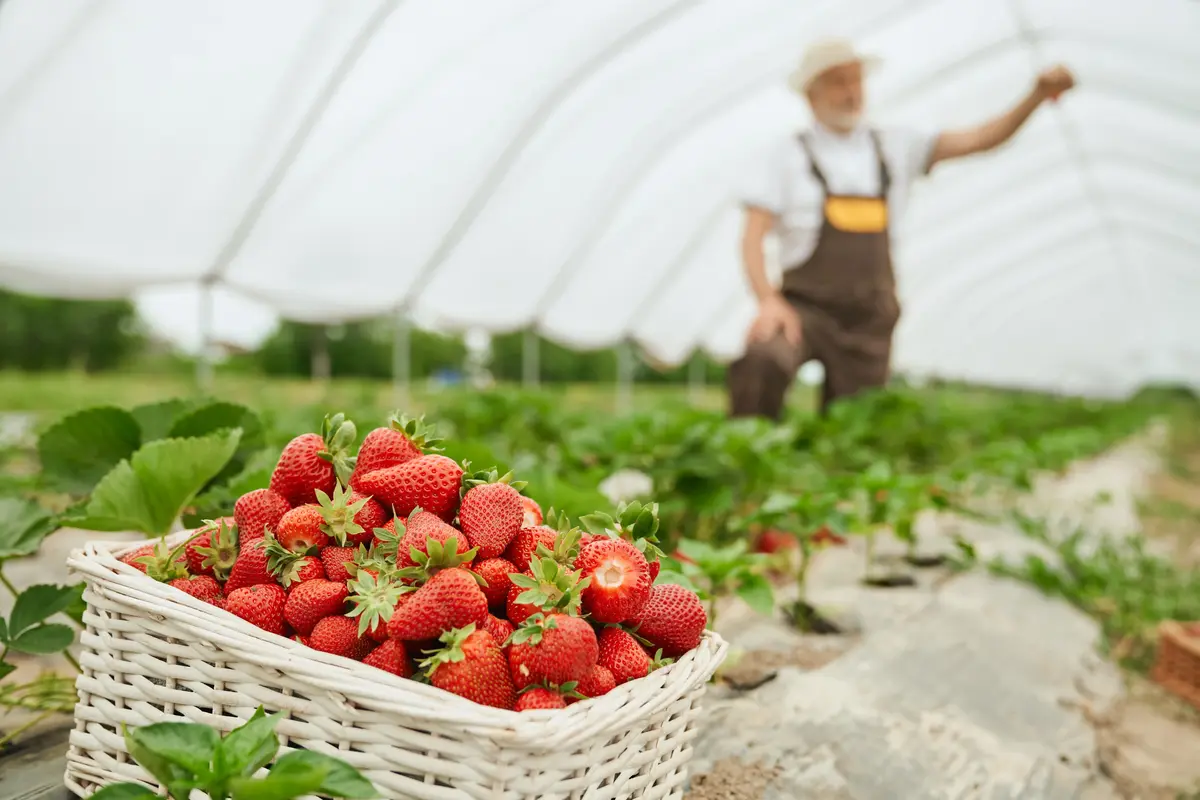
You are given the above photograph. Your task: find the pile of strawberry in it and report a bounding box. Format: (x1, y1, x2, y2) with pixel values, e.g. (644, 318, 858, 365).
(121, 413, 707, 712)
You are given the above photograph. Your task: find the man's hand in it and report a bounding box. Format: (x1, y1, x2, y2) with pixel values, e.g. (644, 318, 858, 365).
(1035, 65, 1075, 102)
(748, 294, 802, 347)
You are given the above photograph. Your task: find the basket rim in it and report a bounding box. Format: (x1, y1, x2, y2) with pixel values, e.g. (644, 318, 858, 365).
(68, 533, 729, 751)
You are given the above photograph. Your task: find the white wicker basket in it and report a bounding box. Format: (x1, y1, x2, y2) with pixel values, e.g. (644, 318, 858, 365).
(63, 534, 728, 800)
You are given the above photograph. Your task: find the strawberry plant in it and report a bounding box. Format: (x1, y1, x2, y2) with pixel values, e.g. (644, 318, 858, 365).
(88, 706, 377, 799)
(667, 538, 774, 628)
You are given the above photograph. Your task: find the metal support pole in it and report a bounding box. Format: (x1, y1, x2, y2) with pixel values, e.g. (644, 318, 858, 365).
(311, 325, 332, 382)
(195, 282, 215, 395)
(687, 350, 705, 406)
(616, 340, 635, 414)
(392, 308, 411, 409)
(522, 327, 539, 388)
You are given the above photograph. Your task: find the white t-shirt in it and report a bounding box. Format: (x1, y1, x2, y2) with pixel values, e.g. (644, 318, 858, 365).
(741, 122, 940, 269)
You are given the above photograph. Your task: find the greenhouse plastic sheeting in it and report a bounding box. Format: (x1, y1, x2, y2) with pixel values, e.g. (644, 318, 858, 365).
(0, 0, 1196, 395)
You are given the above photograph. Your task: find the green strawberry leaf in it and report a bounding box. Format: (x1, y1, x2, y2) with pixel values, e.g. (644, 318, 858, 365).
(0, 660, 17, 681)
(9, 583, 83, 637)
(735, 572, 775, 616)
(37, 406, 143, 494)
(653, 568, 698, 592)
(131, 399, 196, 442)
(65, 429, 242, 536)
(168, 402, 264, 487)
(0, 496, 58, 561)
(126, 721, 219, 785)
(215, 707, 281, 779)
(230, 751, 377, 800)
(10, 623, 75, 654)
(87, 784, 159, 800)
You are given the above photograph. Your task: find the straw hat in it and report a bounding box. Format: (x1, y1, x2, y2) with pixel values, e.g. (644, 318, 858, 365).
(787, 37, 881, 95)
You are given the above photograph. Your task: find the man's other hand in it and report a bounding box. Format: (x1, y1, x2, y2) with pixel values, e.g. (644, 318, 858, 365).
(1035, 65, 1075, 102)
(748, 294, 802, 346)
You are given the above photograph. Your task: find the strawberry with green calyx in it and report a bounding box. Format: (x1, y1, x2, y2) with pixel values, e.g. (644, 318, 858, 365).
(356, 454, 464, 521)
(596, 626, 651, 684)
(370, 521, 403, 561)
(481, 613, 514, 652)
(349, 413, 443, 491)
(507, 612, 599, 691)
(388, 550, 488, 642)
(459, 467, 528, 559)
(530, 512, 588, 569)
(283, 579, 349, 636)
(185, 516, 235, 576)
(506, 556, 589, 626)
(130, 529, 205, 582)
(363, 638, 414, 677)
(347, 571, 416, 638)
(321, 546, 357, 583)
(190, 519, 240, 581)
(314, 483, 372, 546)
(309, 615, 374, 661)
(418, 624, 516, 709)
(579, 501, 667, 567)
(233, 488, 290, 544)
(263, 532, 324, 588)
(504, 525, 557, 573)
(269, 412, 358, 507)
(395, 509, 473, 568)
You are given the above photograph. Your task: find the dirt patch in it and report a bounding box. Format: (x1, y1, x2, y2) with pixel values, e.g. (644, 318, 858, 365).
(1095, 677, 1200, 799)
(720, 639, 857, 691)
(686, 758, 780, 800)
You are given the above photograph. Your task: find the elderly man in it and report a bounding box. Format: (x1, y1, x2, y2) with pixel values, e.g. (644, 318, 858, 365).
(728, 38, 1075, 419)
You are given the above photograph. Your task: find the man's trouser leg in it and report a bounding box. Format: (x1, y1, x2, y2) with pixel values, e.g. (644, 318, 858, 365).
(727, 333, 803, 421)
(819, 344, 891, 415)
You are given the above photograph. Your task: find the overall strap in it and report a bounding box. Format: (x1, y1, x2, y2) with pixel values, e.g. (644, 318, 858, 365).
(868, 129, 891, 197)
(796, 132, 830, 192)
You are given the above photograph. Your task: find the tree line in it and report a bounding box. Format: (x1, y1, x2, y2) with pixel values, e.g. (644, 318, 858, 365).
(0, 289, 726, 384)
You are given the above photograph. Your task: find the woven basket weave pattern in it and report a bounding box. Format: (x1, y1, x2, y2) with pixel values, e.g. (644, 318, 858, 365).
(64, 536, 728, 800)
(1152, 621, 1200, 713)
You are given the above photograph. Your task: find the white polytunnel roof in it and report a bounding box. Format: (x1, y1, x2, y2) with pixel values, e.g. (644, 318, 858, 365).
(0, 0, 1197, 395)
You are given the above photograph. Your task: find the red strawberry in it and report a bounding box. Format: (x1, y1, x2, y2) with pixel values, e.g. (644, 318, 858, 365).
(648, 559, 661, 582)
(347, 572, 414, 641)
(597, 627, 650, 684)
(356, 455, 463, 520)
(275, 504, 330, 552)
(225, 584, 287, 635)
(185, 517, 235, 576)
(508, 613, 598, 691)
(473, 557, 516, 608)
(349, 415, 441, 491)
(120, 544, 155, 573)
(233, 489, 289, 543)
(506, 578, 539, 627)
(396, 511, 473, 568)
(505, 555, 586, 626)
(321, 546, 357, 584)
(363, 638, 413, 678)
(459, 469, 525, 559)
(756, 528, 797, 554)
(373, 516, 403, 549)
(481, 613, 514, 651)
(284, 579, 349, 636)
(504, 526, 557, 573)
(626, 584, 706, 658)
(309, 615, 374, 660)
(811, 525, 848, 547)
(515, 687, 566, 711)
(225, 538, 275, 592)
(188, 520, 240, 581)
(422, 625, 515, 710)
(387, 568, 487, 641)
(263, 534, 325, 588)
(573, 664, 616, 701)
(520, 495, 543, 528)
(167, 575, 223, 604)
(574, 538, 651, 624)
(269, 414, 357, 507)
(347, 492, 388, 545)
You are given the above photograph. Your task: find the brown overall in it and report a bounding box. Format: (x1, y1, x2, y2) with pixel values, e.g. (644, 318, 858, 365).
(728, 129, 900, 419)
